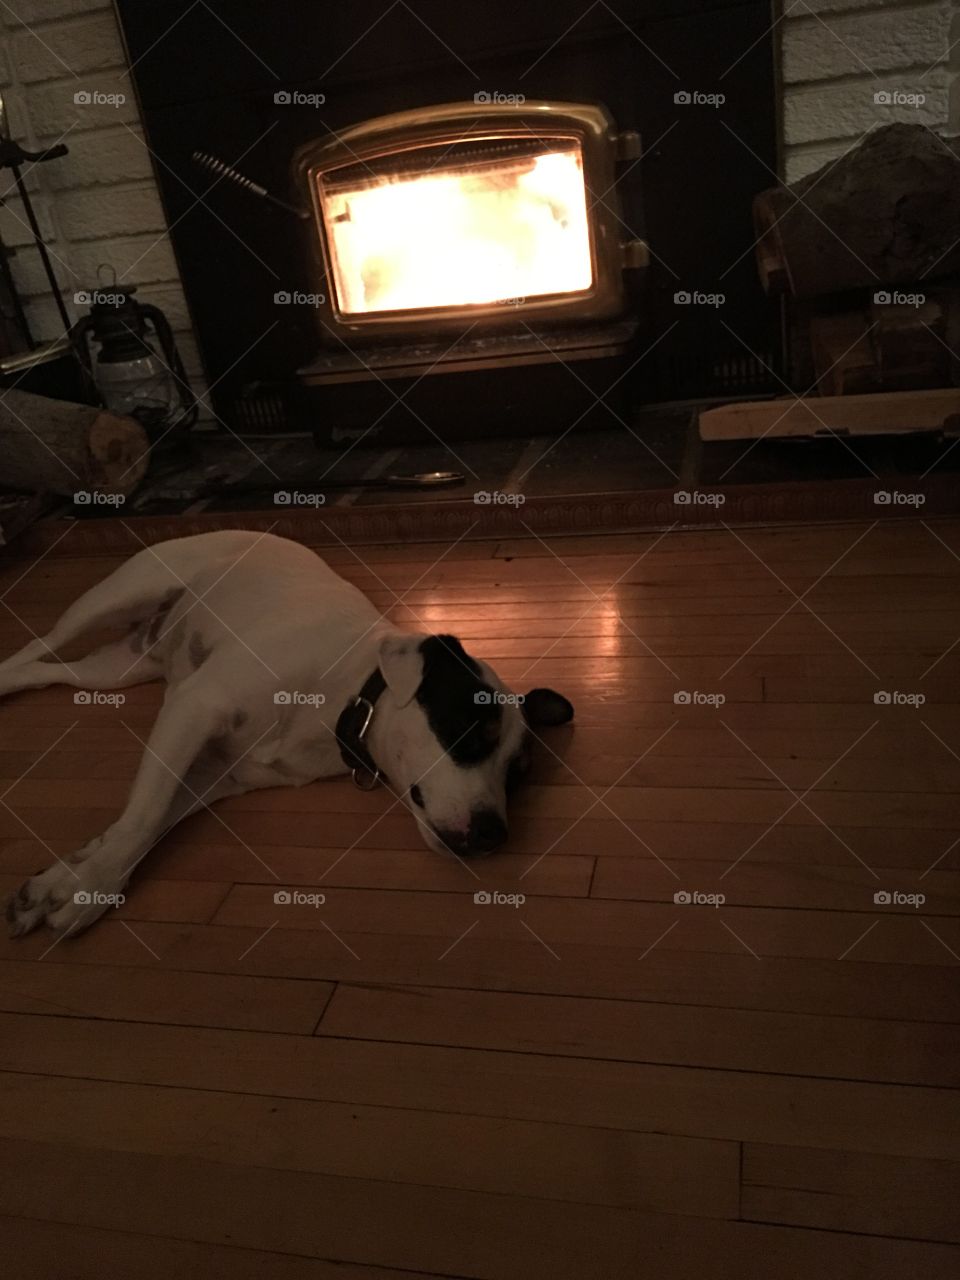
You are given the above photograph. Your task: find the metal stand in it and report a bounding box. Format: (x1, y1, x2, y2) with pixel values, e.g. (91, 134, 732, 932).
(0, 135, 71, 339)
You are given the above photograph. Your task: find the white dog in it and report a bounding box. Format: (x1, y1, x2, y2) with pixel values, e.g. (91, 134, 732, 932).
(2, 530, 573, 937)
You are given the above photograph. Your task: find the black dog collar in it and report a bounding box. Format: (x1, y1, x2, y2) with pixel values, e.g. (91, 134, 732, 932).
(335, 669, 387, 790)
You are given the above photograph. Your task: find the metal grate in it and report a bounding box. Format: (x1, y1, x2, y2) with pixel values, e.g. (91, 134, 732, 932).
(231, 384, 291, 432)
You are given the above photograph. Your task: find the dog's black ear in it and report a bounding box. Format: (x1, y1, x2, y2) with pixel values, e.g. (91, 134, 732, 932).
(522, 688, 574, 727)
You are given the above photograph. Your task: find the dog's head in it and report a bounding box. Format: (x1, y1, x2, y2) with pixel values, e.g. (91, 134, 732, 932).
(364, 632, 573, 857)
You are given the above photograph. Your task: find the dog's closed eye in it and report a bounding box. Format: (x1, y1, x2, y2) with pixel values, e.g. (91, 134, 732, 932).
(410, 784, 425, 808)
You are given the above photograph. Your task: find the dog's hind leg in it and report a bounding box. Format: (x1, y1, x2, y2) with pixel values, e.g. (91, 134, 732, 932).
(6, 673, 235, 936)
(0, 542, 190, 673)
(0, 634, 163, 699)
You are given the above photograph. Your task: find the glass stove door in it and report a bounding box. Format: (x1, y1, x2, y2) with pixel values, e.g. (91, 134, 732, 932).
(317, 141, 594, 318)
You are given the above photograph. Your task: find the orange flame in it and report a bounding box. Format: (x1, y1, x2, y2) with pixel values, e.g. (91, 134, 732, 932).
(320, 148, 593, 315)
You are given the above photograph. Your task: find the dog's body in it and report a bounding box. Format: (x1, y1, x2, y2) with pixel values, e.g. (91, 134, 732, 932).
(2, 530, 572, 937)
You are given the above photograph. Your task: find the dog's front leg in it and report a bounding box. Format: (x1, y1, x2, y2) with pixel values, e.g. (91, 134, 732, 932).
(6, 680, 233, 937)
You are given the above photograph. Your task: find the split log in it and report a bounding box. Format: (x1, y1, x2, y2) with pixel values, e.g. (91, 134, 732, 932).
(754, 124, 960, 298)
(0, 387, 150, 498)
(810, 287, 959, 395)
(699, 387, 960, 442)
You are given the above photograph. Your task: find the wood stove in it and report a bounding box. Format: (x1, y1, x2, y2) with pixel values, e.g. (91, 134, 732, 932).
(114, 0, 782, 428)
(294, 100, 646, 385)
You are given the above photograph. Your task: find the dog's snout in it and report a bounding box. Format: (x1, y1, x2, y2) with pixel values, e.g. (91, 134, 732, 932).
(433, 808, 507, 857)
(468, 808, 507, 854)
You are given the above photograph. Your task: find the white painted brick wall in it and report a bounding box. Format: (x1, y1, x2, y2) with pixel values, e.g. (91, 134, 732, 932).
(781, 0, 959, 180)
(0, 0, 210, 415)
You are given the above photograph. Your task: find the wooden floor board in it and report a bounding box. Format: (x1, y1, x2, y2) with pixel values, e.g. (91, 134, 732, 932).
(5, 1138, 959, 1280)
(0, 518, 958, 1275)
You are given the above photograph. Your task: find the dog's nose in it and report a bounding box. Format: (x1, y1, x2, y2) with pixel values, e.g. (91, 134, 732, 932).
(466, 809, 507, 854)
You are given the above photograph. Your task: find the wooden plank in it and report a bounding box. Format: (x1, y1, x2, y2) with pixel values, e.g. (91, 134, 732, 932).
(208, 884, 960, 964)
(3, 520, 953, 584)
(8, 593, 960, 634)
(591, 857, 960, 914)
(0, 959, 332, 1033)
(0, 1071, 739, 1217)
(699, 389, 960, 441)
(743, 1144, 960, 1244)
(5, 551, 956, 603)
(316, 984, 960, 1086)
(492, 520, 960, 559)
(0, 1012, 957, 1159)
(0, 1216, 432, 1280)
(0, 919, 956, 1023)
(2, 1139, 960, 1280)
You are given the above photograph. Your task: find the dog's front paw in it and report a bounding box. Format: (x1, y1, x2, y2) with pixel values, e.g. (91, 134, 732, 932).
(5, 861, 118, 938)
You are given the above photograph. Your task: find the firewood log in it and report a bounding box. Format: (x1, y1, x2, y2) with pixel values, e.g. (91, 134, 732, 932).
(0, 387, 150, 498)
(754, 124, 960, 298)
(810, 288, 959, 395)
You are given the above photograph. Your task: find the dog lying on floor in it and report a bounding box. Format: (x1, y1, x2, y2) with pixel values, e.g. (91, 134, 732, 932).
(2, 530, 573, 937)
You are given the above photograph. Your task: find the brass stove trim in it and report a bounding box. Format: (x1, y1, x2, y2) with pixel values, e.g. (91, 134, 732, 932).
(292, 100, 635, 343)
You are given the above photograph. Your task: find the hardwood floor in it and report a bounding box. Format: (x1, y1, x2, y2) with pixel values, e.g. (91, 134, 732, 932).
(0, 518, 958, 1277)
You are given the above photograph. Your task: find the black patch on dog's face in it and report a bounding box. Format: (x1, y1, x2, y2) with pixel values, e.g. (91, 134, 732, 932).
(505, 734, 532, 793)
(415, 634, 501, 765)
